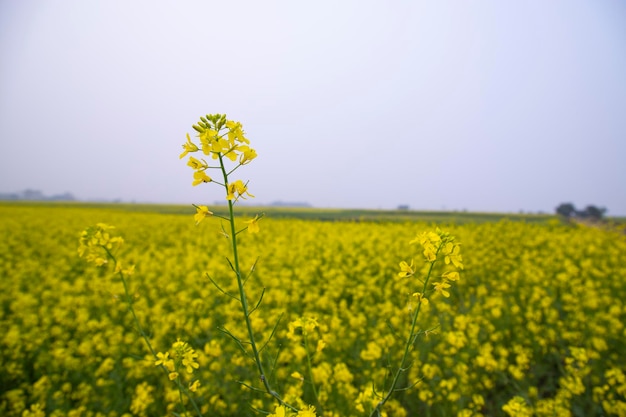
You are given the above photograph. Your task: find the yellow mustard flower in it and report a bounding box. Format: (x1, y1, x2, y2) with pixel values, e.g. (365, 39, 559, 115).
(316, 339, 326, 354)
(179, 133, 199, 159)
(442, 271, 460, 282)
(194, 206, 213, 225)
(192, 170, 212, 186)
(268, 405, 288, 417)
(221, 145, 240, 162)
(226, 180, 254, 201)
(423, 244, 438, 262)
(187, 156, 207, 170)
(410, 230, 441, 246)
(182, 350, 199, 374)
(155, 352, 174, 371)
(225, 120, 250, 144)
(114, 263, 135, 276)
(442, 242, 463, 269)
(433, 281, 451, 298)
(412, 292, 429, 305)
(297, 405, 317, 417)
(238, 145, 258, 165)
(198, 128, 218, 148)
(287, 317, 319, 340)
(502, 396, 532, 417)
(189, 380, 201, 393)
(245, 215, 260, 233)
(398, 260, 414, 278)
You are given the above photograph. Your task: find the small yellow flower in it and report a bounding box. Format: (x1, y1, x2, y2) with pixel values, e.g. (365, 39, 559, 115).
(155, 352, 174, 371)
(287, 317, 319, 340)
(398, 260, 414, 278)
(187, 156, 207, 170)
(189, 380, 201, 392)
(192, 170, 212, 186)
(115, 262, 135, 276)
(93, 257, 108, 266)
(297, 405, 317, 417)
(226, 180, 254, 200)
(442, 271, 460, 282)
(268, 405, 288, 417)
(423, 245, 437, 262)
(316, 339, 326, 353)
(180, 133, 199, 159)
(502, 396, 532, 417)
(172, 338, 186, 350)
(225, 120, 250, 144)
(442, 242, 463, 269)
(194, 205, 213, 225)
(238, 145, 258, 165)
(245, 215, 260, 233)
(412, 292, 429, 305)
(433, 281, 452, 298)
(410, 231, 441, 246)
(303, 317, 319, 334)
(182, 350, 199, 373)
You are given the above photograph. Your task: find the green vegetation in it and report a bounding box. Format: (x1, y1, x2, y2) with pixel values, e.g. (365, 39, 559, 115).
(2, 201, 555, 224)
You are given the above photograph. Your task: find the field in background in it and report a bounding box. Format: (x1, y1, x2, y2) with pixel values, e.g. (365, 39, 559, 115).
(1, 201, 558, 223)
(1, 202, 625, 416)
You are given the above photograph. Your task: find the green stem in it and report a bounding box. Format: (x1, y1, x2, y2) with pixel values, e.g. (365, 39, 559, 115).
(218, 154, 297, 412)
(176, 374, 186, 415)
(104, 248, 203, 417)
(304, 334, 322, 413)
(369, 243, 443, 417)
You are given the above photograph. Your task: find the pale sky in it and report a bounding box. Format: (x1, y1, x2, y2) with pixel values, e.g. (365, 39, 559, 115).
(1, 1, 625, 215)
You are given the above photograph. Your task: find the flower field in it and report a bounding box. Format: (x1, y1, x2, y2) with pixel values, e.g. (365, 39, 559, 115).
(1, 203, 625, 416)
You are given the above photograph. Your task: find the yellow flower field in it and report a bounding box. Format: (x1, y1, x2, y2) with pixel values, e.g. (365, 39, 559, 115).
(1, 203, 625, 416)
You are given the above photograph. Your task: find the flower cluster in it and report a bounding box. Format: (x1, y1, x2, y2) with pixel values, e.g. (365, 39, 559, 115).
(77, 223, 124, 266)
(400, 228, 463, 303)
(180, 114, 257, 184)
(287, 317, 320, 340)
(267, 404, 317, 417)
(181, 117, 256, 164)
(180, 114, 260, 231)
(155, 339, 201, 392)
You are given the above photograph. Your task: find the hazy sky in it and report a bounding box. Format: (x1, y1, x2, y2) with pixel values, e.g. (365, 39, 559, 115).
(1, 1, 625, 215)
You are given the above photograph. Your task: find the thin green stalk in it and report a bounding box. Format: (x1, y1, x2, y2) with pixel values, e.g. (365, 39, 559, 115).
(303, 334, 322, 413)
(104, 248, 203, 417)
(218, 154, 297, 412)
(176, 375, 187, 416)
(369, 243, 443, 417)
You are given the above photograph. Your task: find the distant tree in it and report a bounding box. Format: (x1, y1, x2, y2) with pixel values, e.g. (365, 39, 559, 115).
(555, 203, 577, 218)
(577, 205, 607, 221)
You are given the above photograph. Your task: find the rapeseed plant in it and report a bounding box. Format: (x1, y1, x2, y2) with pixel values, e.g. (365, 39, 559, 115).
(179, 114, 306, 414)
(78, 223, 203, 416)
(178, 114, 465, 416)
(365, 229, 463, 416)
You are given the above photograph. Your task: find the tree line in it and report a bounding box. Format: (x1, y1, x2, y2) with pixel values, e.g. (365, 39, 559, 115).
(555, 203, 607, 221)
